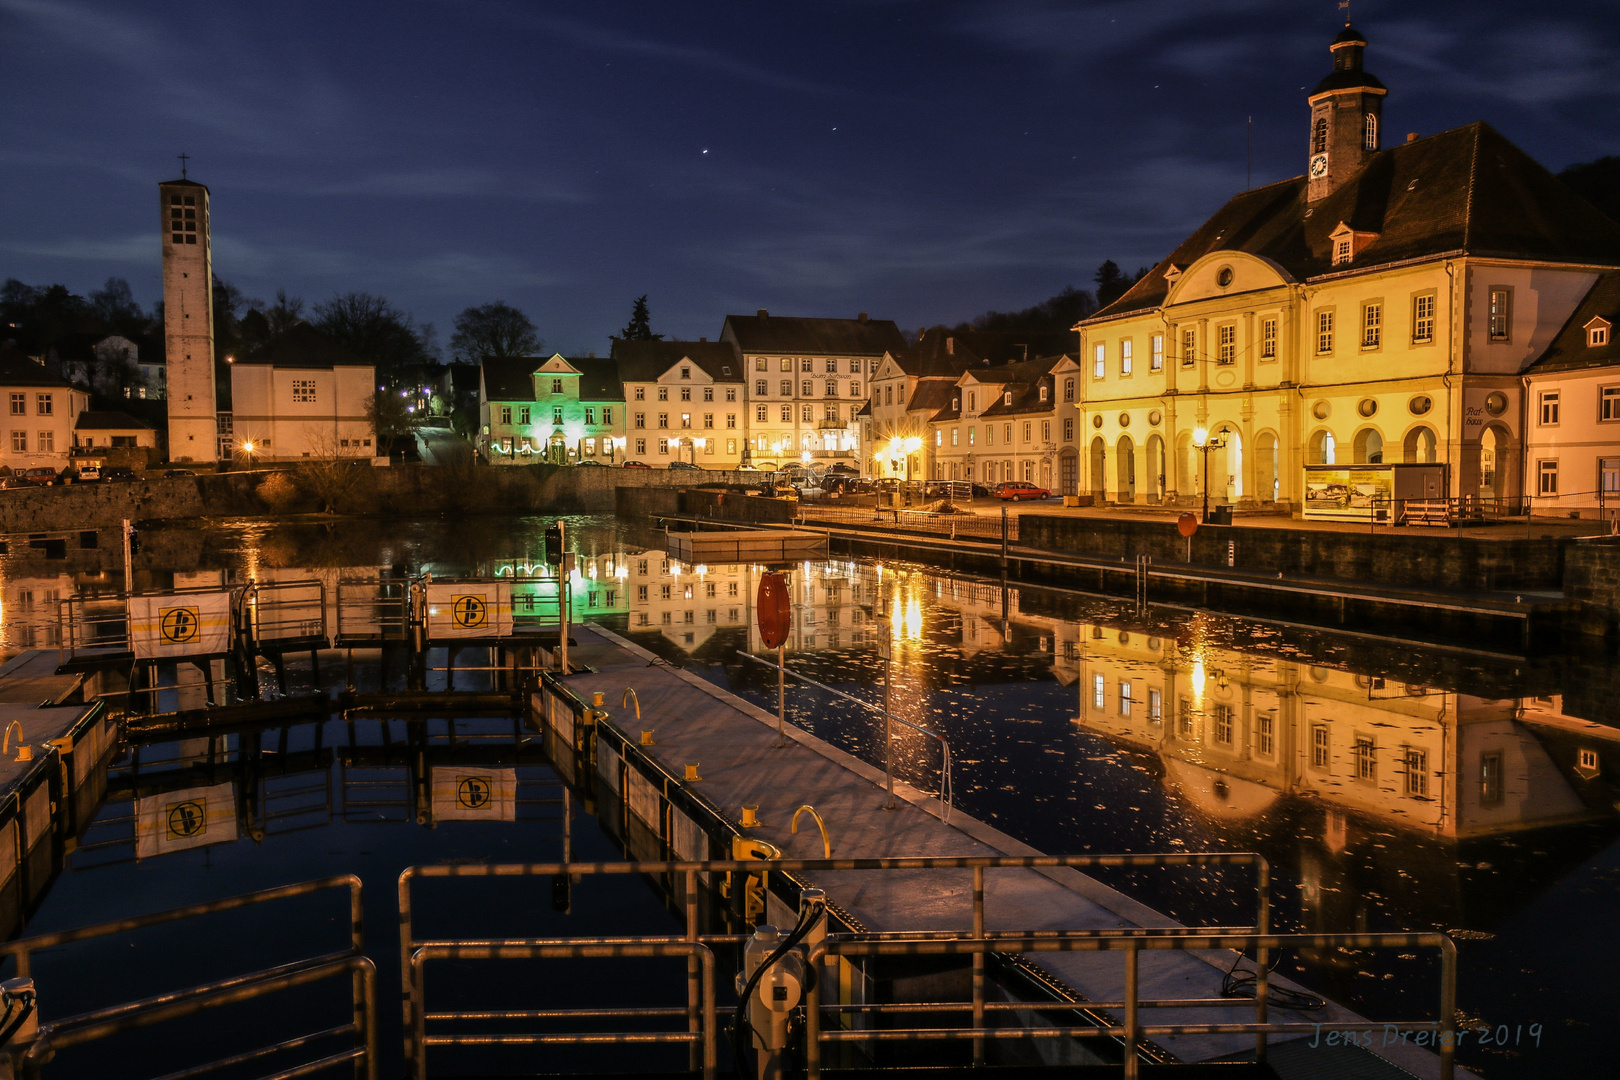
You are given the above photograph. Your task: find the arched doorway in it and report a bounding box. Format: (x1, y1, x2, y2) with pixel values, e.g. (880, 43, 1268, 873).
(1307, 429, 1336, 465)
(1478, 423, 1519, 507)
(1213, 426, 1243, 503)
(1255, 431, 1279, 504)
(1090, 437, 1107, 499)
(1059, 450, 1078, 496)
(1145, 434, 1166, 502)
(1352, 427, 1384, 464)
(1402, 425, 1437, 463)
(1117, 435, 1137, 501)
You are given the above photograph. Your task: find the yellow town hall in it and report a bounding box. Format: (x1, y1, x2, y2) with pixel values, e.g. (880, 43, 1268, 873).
(1075, 22, 1620, 513)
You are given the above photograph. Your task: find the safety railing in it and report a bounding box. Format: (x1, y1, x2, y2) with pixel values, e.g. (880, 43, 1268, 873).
(738, 651, 953, 821)
(335, 577, 410, 644)
(796, 504, 1013, 543)
(239, 577, 329, 650)
(803, 930, 1457, 1080)
(1, 875, 372, 1079)
(399, 854, 1271, 1074)
(55, 594, 133, 663)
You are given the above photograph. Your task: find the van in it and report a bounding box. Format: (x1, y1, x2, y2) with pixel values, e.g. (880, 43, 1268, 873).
(76, 462, 103, 483)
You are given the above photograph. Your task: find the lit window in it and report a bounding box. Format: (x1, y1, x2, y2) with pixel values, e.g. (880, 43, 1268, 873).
(1121, 339, 1133, 375)
(1119, 681, 1133, 717)
(756, 358, 767, 371)
(1539, 392, 1560, 426)
(1316, 310, 1334, 354)
(1589, 320, 1611, 348)
(1413, 294, 1435, 343)
(681, 413, 691, 428)
(1260, 318, 1277, 359)
(1093, 343, 1105, 378)
(1151, 335, 1164, 371)
(1092, 674, 1105, 709)
(1362, 302, 1382, 349)
(1148, 689, 1162, 723)
(1489, 288, 1512, 341)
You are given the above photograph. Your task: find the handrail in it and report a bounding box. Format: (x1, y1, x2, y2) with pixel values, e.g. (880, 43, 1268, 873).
(738, 651, 953, 821)
(791, 804, 831, 858)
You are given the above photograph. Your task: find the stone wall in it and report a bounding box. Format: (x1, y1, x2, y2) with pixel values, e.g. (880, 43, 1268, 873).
(1016, 514, 1567, 591)
(1564, 536, 1620, 636)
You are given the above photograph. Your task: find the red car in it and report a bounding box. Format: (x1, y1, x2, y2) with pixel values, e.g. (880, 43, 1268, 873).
(621, 460, 652, 469)
(993, 481, 1050, 501)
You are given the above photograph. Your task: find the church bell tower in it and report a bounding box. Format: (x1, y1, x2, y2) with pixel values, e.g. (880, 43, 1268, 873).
(1306, 23, 1387, 203)
(160, 175, 219, 463)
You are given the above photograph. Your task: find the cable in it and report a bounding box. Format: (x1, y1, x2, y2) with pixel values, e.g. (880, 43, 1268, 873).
(731, 902, 824, 1080)
(1220, 947, 1326, 1012)
(0, 988, 36, 1049)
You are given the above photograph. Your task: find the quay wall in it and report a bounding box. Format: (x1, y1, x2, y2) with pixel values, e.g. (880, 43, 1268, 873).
(1564, 537, 1620, 636)
(1017, 514, 1567, 592)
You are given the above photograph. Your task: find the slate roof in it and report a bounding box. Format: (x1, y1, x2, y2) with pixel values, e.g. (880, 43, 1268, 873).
(610, 339, 743, 383)
(481, 357, 539, 401)
(76, 410, 153, 431)
(1089, 122, 1620, 323)
(903, 380, 959, 416)
(0, 345, 75, 388)
(239, 325, 370, 369)
(722, 312, 905, 357)
(574, 358, 625, 401)
(978, 357, 1065, 419)
(1526, 271, 1620, 375)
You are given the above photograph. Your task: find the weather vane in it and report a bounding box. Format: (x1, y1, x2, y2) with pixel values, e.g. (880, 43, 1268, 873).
(1339, 0, 1351, 24)
(177, 152, 189, 179)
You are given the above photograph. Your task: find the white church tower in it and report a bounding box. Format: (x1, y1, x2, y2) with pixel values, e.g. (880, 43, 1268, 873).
(160, 175, 219, 462)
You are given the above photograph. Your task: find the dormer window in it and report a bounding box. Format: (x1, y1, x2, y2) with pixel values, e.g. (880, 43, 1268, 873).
(1038, 385, 1048, 403)
(1004, 391, 1012, 405)
(1334, 239, 1351, 265)
(721, 366, 731, 375)
(1588, 317, 1612, 348)
(952, 396, 959, 410)
(1329, 222, 1379, 266)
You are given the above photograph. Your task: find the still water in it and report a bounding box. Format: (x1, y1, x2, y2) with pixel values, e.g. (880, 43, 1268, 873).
(2, 514, 1616, 1078)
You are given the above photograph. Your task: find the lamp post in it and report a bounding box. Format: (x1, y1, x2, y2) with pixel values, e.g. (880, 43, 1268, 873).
(1192, 426, 1227, 522)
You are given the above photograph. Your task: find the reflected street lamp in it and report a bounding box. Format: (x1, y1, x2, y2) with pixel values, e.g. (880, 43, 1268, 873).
(1192, 426, 1227, 522)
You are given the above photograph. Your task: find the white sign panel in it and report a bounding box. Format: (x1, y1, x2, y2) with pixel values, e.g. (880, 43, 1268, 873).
(429, 767, 517, 822)
(135, 781, 239, 859)
(130, 592, 234, 659)
(424, 582, 514, 640)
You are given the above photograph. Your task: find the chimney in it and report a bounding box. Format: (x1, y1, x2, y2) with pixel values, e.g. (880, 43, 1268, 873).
(1406, 132, 1419, 143)
(857, 312, 868, 323)
(946, 336, 955, 355)
(757, 308, 768, 319)
(699, 336, 707, 342)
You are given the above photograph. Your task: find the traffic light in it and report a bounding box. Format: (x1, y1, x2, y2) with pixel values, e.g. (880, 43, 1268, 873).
(544, 525, 563, 566)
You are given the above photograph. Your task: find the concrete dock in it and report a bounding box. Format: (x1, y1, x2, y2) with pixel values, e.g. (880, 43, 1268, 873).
(560, 622, 1470, 1080)
(667, 529, 829, 563)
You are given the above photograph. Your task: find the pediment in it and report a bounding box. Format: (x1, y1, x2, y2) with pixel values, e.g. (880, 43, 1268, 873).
(1165, 251, 1294, 307)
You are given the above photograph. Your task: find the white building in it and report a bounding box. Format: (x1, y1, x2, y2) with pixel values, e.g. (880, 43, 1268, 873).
(612, 340, 744, 467)
(0, 345, 91, 474)
(1523, 271, 1620, 518)
(228, 326, 378, 461)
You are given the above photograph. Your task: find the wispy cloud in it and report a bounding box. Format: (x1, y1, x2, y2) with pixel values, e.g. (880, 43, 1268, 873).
(0, 233, 152, 265)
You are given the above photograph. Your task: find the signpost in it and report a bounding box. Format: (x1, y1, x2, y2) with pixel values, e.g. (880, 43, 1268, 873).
(1177, 511, 1197, 562)
(757, 571, 791, 746)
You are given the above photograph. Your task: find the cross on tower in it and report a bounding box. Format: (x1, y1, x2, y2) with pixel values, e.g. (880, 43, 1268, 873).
(177, 152, 189, 179)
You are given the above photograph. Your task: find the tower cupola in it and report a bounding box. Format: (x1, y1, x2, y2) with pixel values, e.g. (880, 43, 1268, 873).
(1306, 23, 1387, 203)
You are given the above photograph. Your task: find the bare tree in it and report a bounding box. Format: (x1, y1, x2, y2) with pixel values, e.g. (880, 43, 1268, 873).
(450, 302, 541, 361)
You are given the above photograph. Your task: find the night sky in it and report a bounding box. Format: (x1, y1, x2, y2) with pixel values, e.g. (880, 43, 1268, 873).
(4, 0, 1618, 354)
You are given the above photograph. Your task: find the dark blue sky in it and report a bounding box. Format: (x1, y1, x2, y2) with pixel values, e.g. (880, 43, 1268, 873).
(4, 0, 1618, 355)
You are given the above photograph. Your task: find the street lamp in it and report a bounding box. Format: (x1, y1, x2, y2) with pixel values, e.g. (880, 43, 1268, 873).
(1192, 426, 1227, 522)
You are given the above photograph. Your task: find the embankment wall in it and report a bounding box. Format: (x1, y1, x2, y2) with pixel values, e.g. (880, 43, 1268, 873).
(1564, 537, 1620, 636)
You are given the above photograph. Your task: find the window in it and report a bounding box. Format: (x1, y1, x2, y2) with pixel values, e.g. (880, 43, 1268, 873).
(1151, 335, 1164, 371)
(1316, 310, 1334, 354)
(726, 387, 737, 401)
(634, 412, 646, 429)
(801, 358, 813, 373)
(824, 404, 839, 422)
(1311, 725, 1330, 769)
(657, 387, 668, 401)
(1489, 288, 1512, 341)
(35, 393, 52, 415)
(703, 413, 714, 428)
(802, 404, 814, 423)
(1003, 390, 1013, 406)
(680, 413, 691, 428)
(1093, 343, 1105, 378)
(755, 379, 767, 396)
(851, 381, 861, 397)
(1092, 674, 1105, 709)
(1260, 318, 1277, 360)
(727, 413, 736, 428)
(1364, 111, 1378, 150)
(1334, 238, 1351, 265)
(1177, 698, 1195, 738)
(635, 438, 646, 454)
(1578, 748, 1599, 772)
(780, 380, 792, 396)
(968, 391, 977, 412)
(1213, 705, 1234, 745)
(603, 407, 613, 424)
(726, 438, 736, 454)
(500, 406, 512, 425)
(1480, 752, 1504, 806)
(1041, 420, 1050, 441)
(1148, 689, 1162, 723)
(553, 406, 564, 424)
(1257, 712, 1275, 757)
(824, 379, 836, 397)
(781, 404, 791, 422)
(1539, 392, 1560, 426)
(935, 430, 942, 447)
(657, 439, 668, 455)
(1004, 423, 1012, 443)
(168, 193, 198, 244)
(968, 427, 975, 446)
(703, 387, 713, 402)
(1119, 681, 1133, 717)
(1538, 459, 1558, 495)
(1063, 377, 1075, 402)
(1022, 421, 1031, 441)
(288, 379, 317, 404)
(1601, 387, 1620, 422)
(1182, 328, 1196, 367)
(1217, 324, 1236, 364)
(1063, 418, 1074, 440)
(1358, 302, 1381, 349)
(552, 378, 564, 394)
(754, 358, 767, 372)
(1121, 339, 1133, 375)
(37, 430, 52, 453)
(8, 394, 23, 415)
(986, 425, 995, 446)
(1403, 748, 1429, 797)
(1038, 385, 1048, 402)
(9, 430, 24, 452)
(801, 380, 813, 397)
(1591, 321, 1612, 348)
(1312, 116, 1328, 154)
(951, 429, 959, 447)
(680, 386, 691, 401)
(519, 406, 531, 424)
(1353, 736, 1376, 781)
(1412, 294, 1436, 343)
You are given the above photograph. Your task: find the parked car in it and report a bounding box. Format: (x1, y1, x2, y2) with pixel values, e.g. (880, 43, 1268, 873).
(622, 460, 652, 469)
(74, 463, 103, 483)
(575, 459, 607, 467)
(164, 468, 197, 478)
(102, 466, 142, 483)
(22, 467, 61, 486)
(0, 475, 39, 488)
(823, 474, 873, 495)
(667, 461, 700, 470)
(993, 481, 1051, 501)
(825, 462, 859, 475)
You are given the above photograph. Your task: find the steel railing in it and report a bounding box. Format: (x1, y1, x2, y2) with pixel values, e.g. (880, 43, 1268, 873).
(803, 930, 1456, 1080)
(796, 504, 1014, 543)
(335, 578, 410, 644)
(400, 854, 1270, 1073)
(239, 578, 329, 650)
